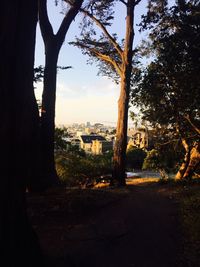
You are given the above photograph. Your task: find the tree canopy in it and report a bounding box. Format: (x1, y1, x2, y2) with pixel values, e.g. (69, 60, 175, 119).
(131, 0, 200, 179)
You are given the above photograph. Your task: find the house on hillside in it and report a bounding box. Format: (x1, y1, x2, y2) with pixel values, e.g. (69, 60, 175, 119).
(127, 127, 148, 149)
(80, 135, 113, 154)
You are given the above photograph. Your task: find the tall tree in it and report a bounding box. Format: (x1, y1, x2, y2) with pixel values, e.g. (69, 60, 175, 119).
(0, 1, 42, 265)
(71, 0, 141, 186)
(38, 0, 83, 184)
(132, 0, 200, 179)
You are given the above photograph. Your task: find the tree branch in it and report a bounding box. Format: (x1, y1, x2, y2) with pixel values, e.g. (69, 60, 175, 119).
(135, 0, 142, 6)
(56, 0, 83, 48)
(184, 114, 200, 136)
(156, 134, 198, 147)
(119, 0, 141, 7)
(93, 50, 122, 76)
(38, 0, 54, 42)
(80, 8, 123, 58)
(119, 0, 127, 6)
(74, 41, 122, 75)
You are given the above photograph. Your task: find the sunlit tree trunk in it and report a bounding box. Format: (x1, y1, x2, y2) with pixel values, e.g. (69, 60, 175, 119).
(175, 138, 190, 179)
(113, 0, 134, 186)
(183, 142, 200, 179)
(0, 0, 42, 265)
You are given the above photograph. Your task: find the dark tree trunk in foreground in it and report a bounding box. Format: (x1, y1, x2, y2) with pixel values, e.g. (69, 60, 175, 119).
(0, 1, 42, 266)
(40, 41, 59, 185)
(38, 0, 83, 184)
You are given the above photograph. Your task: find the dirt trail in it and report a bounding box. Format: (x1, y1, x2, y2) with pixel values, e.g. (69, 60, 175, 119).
(31, 184, 182, 267)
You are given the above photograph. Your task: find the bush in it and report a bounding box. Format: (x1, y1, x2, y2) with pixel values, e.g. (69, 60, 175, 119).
(126, 146, 147, 170)
(55, 151, 113, 187)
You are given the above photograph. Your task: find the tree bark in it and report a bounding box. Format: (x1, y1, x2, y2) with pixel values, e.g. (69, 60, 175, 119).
(175, 138, 190, 179)
(113, 77, 130, 186)
(183, 142, 200, 179)
(112, 0, 135, 186)
(0, 0, 42, 265)
(40, 40, 59, 185)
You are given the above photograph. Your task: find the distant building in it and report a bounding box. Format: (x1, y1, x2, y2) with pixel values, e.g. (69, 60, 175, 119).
(127, 127, 148, 149)
(76, 131, 86, 138)
(80, 135, 113, 154)
(85, 127, 97, 135)
(94, 123, 103, 128)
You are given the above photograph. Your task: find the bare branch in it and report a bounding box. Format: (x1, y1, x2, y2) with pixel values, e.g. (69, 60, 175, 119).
(80, 8, 123, 58)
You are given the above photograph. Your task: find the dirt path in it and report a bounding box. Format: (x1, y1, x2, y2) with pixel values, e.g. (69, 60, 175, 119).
(30, 183, 182, 267)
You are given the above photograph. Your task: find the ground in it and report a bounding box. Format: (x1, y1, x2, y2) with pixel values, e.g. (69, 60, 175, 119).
(27, 179, 200, 267)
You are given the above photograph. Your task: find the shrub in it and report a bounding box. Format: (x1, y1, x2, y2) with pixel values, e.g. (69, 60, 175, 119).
(126, 146, 147, 170)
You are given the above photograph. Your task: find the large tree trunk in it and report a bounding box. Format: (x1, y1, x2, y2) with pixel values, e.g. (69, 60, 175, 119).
(112, 0, 134, 186)
(40, 40, 59, 186)
(183, 142, 200, 179)
(0, 1, 42, 265)
(175, 138, 191, 179)
(38, 0, 83, 186)
(113, 77, 130, 186)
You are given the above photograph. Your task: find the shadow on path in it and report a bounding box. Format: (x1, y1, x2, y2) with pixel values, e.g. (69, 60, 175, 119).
(31, 184, 182, 267)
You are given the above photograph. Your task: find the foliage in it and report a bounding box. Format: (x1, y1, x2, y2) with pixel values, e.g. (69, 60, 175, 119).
(142, 149, 161, 171)
(55, 150, 113, 187)
(34, 65, 72, 84)
(134, 0, 200, 129)
(54, 127, 69, 151)
(143, 140, 182, 172)
(131, 0, 200, 178)
(126, 146, 147, 170)
(34, 65, 44, 83)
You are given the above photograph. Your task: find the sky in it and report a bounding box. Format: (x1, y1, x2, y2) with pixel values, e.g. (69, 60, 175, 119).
(34, 0, 149, 127)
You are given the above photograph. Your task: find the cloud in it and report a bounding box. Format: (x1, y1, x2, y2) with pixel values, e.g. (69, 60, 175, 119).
(34, 78, 121, 125)
(55, 78, 120, 125)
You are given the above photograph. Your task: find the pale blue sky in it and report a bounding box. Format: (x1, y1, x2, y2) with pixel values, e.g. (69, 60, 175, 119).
(34, 0, 148, 126)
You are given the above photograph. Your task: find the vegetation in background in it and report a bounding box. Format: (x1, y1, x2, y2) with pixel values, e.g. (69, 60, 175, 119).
(55, 150, 113, 187)
(54, 127, 69, 151)
(126, 146, 147, 170)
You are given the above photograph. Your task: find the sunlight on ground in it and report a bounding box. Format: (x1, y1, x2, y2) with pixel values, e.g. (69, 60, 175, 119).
(94, 177, 160, 188)
(126, 177, 160, 185)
